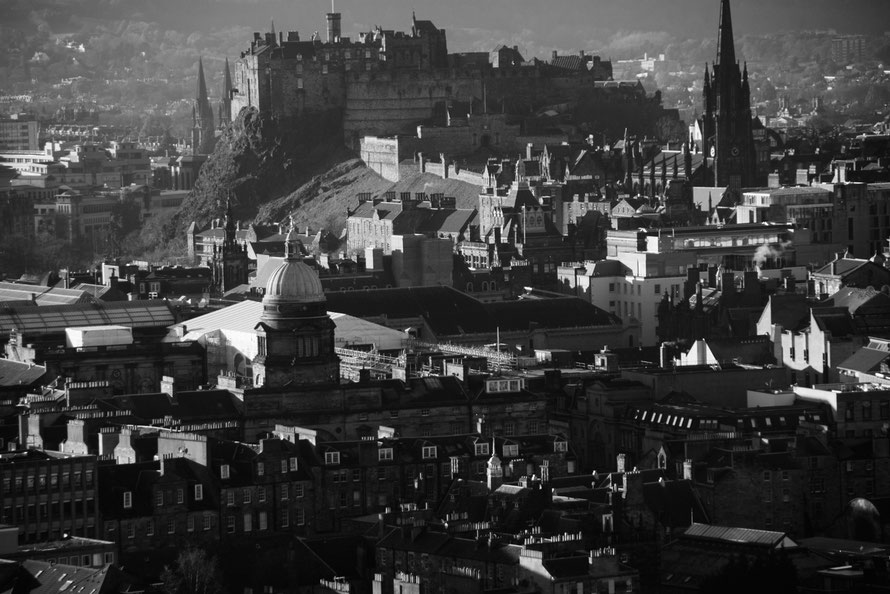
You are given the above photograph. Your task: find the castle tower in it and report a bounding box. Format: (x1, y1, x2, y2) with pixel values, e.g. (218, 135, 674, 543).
(192, 57, 216, 154)
(210, 196, 248, 294)
(217, 57, 233, 126)
(326, 9, 342, 43)
(252, 222, 339, 388)
(701, 0, 757, 192)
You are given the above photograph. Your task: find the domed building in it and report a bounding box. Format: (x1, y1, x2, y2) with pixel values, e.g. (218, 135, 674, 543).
(252, 226, 339, 388)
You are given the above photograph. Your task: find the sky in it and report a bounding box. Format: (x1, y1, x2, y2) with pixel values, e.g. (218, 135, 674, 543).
(187, 0, 889, 58)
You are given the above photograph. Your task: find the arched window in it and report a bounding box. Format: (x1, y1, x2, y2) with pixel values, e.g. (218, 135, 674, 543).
(466, 282, 474, 292)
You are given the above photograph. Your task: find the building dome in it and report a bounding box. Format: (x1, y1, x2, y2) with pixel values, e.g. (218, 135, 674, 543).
(264, 260, 325, 303)
(262, 224, 325, 304)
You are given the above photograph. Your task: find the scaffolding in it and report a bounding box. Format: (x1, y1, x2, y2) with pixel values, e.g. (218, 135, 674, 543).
(408, 340, 517, 371)
(335, 347, 405, 381)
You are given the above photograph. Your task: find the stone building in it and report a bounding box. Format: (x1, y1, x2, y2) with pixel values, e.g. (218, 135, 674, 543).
(252, 226, 340, 388)
(699, 0, 765, 190)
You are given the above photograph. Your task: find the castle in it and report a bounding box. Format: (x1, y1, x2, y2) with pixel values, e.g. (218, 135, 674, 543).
(229, 9, 669, 147)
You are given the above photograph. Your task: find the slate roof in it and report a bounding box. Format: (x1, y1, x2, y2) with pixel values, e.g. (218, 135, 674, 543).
(682, 523, 796, 548)
(0, 359, 46, 387)
(0, 282, 96, 306)
(812, 257, 868, 277)
(642, 479, 710, 527)
(17, 560, 117, 594)
(0, 301, 176, 339)
(384, 173, 482, 210)
(761, 293, 810, 332)
(100, 390, 242, 424)
(324, 286, 620, 338)
(837, 344, 890, 375)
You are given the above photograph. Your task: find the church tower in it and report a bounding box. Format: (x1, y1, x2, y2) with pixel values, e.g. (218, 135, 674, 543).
(252, 224, 340, 388)
(217, 57, 233, 127)
(210, 197, 248, 295)
(192, 57, 216, 154)
(701, 0, 758, 192)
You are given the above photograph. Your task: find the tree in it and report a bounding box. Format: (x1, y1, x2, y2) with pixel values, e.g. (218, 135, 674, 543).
(160, 546, 222, 594)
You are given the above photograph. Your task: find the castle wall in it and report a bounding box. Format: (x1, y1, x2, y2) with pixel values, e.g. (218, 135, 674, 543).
(343, 70, 483, 145)
(359, 136, 403, 182)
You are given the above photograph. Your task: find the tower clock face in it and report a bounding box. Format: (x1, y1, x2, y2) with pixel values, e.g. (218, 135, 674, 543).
(730, 146, 740, 157)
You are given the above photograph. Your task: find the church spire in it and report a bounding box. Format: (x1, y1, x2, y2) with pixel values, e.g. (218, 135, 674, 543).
(196, 57, 209, 104)
(222, 57, 232, 98)
(716, 0, 737, 67)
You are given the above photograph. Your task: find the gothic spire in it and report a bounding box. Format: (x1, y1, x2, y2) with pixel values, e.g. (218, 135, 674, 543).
(716, 0, 737, 67)
(222, 57, 232, 98)
(196, 57, 210, 107)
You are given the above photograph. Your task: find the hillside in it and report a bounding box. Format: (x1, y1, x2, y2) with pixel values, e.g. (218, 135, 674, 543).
(170, 107, 351, 236)
(255, 159, 393, 234)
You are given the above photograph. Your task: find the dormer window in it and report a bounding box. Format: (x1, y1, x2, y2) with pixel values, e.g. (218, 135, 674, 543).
(325, 451, 340, 465)
(554, 440, 568, 453)
(123, 491, 132, 509)
(502, 444, 519, 457)
(379, 447, 393, 461)
(422, 445, 437, 459)
(194, 484, 203, 501)
(474, 442, 490, 456)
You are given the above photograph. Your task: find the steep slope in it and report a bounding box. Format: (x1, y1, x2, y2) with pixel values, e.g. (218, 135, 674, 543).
(171, 107, 349, 235)
(254, 159, 392, 234)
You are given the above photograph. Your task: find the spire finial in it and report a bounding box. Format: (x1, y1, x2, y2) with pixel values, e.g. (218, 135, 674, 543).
(716, 0, 737, 67)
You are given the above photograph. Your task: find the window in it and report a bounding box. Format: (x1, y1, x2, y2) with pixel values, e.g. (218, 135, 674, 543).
(203, 514, 212, 531)
(782, 470, 790, 481)
(194, 484, 203, 501)
(325, 451, 340, 465)
(258, 511, 268, 531)
(379, 448, 393, 461)
(422, 446, 437, 459)
(763, 471, 772, 481)
(289, 457, 298, 471)
(654, 284, 661, 294)
(226, 515, 236, 534)
(122, 492, 132, 509)
(782, 489, 791, 503)
(281, 510, 289, 528)
(187, 515, 195, 532)
(258, 487, 266, 503)
(156, 491, 164, 507)
(220, 464, 230, 479)
(296, 509, 305, 526)
(243, 490, 252, 504)
(227, 491, 235, 507)
(503, 444, 519, 457)
(281, 460, 288, 474)
(146, 520, 154, 537)
(176, 488, 184, 504)
(167, 519, 175, 535)
(294, 484, 304, 498)
(257, 462, 265, 476)
(554, 440, 568, 453)
(474, 442, 489, 456)
(281, 485, 289, 501)
(243, 513, 252, 533)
